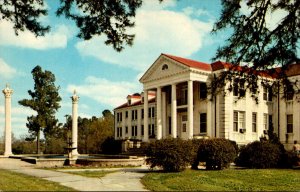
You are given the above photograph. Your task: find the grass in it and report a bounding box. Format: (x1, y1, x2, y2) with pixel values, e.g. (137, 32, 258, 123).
(142, 168, 300, 191)
(0, 169, 74, 191)
(64, 170, 117, 178)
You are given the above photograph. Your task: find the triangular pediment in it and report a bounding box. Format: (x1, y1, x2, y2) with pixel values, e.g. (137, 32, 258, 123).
(140, 54, 189, 83)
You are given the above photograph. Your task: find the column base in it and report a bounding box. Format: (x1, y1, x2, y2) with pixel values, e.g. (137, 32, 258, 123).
(3, 151, 13, 157)
(71, 150, 80, 157)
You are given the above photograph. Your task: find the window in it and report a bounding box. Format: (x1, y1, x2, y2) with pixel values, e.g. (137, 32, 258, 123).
(285, 84, 294, 101)
(263, 113, 267, 130)
(117, 127, 122, 137)
(125, 126, 128, 134)
(233, 83, 239, 97)
(200, 113, 207, 133)
(131, 110, 138, 120)
(269, 115, 273, 129)
(262, 114, 273, 131)
(263, 86, 273, 101)
(152, 107, 155, 117)
(287, 115, 293, 133)
(182, 123, 187, 132)
(131, 126, 134, 136)
(131, 126, 137, 137)
(252, 112, 257, 132)
(148, 108, 151, 118)
(263, 87, 268, 101)
(233, 79, 245, 97)
(132, 110, 134, 120)
(149, 124, 155, 138)
(199, 83, 207, 99)
(162, 64, 168, 70)
(141, 125, 144, 136)
(233, 111, 238, 131)
(141, 109, 144, 119)
(125, 111, 128, 118)
(233, 111, 245, 132)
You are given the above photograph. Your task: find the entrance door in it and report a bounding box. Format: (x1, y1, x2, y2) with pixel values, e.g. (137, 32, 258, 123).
(181, 114, 188, 139)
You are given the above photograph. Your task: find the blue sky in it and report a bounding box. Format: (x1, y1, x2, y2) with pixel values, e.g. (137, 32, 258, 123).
(0, 0, 289, 138)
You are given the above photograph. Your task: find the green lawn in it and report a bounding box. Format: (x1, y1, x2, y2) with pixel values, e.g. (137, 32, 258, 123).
(64, 170, 117, 178)
(0, 169, 74, 191)
(142, 168, 300, 191)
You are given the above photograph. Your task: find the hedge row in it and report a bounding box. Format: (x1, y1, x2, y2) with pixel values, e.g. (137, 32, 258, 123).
(145, 138, 237, 172)
(144, 138, 299, 172)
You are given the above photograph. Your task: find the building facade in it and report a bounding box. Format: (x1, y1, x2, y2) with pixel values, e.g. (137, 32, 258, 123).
(114, 54, 300, 149)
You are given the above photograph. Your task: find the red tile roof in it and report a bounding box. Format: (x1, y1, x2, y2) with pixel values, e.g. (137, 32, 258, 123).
(162, 54, 211, 71)
(115, 97, 156, 110)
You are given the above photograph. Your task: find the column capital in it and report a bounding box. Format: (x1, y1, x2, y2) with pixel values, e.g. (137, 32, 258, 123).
(3, 84, 13, 98)
(71, 90, 79, 103)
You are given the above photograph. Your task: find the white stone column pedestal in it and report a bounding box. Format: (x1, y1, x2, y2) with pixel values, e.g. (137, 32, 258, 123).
(71, 90, 79, 156)
(3, 85, 13, 157)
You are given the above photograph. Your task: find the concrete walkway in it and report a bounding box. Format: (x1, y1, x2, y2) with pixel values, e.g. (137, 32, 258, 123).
(0, 158, 149, 191)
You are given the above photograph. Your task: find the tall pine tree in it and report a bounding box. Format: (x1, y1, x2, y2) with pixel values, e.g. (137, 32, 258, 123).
(19, 66, 61, 154)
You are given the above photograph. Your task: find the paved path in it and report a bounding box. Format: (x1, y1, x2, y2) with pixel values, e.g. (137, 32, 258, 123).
(0, 158, 149, 191)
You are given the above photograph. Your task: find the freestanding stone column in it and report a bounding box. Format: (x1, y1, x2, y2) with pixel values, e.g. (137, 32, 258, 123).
(71, 90, 79, 156)
(2, 84, 13, 157)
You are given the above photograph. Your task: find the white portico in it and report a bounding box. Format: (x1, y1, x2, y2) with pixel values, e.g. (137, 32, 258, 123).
(114, 53, 300, 149)
(139, 54, 211, 141)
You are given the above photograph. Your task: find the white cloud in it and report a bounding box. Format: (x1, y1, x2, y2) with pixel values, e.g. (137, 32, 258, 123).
(0, 58, 17, 79)
(0, 20, 75, 49)
(76, 1, 213, 72)
(67, 76, 141, 108)
(182, 6, 213, 19)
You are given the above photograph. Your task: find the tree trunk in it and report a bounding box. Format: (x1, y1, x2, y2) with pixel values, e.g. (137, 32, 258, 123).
(36, 128, 40, 154)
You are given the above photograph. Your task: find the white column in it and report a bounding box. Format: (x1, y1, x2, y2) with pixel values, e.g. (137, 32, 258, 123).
(143, 90, 149, 142)
(3, 85, 13, 157)
(137, 108, 141, 140)
(188, 80, 194, 139)
(171, 84, 177, 138)
(162, 91, 167, 138)
(71, 90, 79, 156)
(156, 87, 162, 139)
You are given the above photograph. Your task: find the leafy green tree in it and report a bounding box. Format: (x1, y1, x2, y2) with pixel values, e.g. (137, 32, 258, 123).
(212, 0, 299, 98)
(78, 117, 91, 154)
(19, 66, 62, 154)
(0, 0, 161, 51)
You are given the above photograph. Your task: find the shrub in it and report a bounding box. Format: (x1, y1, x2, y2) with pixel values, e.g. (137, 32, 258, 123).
(235, 141, 281, 168)
(101, 137, 122, 154)
(196, 138, 237, 170)
(190, 139, 205, 169)
(145, 138, 193, 172)
(278, 151, 300, 168)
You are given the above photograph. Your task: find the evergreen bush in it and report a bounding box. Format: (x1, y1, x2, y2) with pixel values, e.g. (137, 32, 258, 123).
(145, 138, 193, 172)
(235, 141, 281, 168)
(196, 138, 237, 170)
